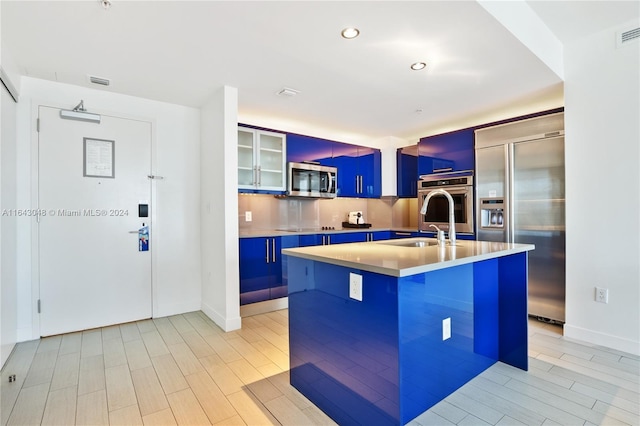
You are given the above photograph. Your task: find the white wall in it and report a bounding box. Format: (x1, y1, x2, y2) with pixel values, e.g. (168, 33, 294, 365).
(563, 22, 640, 355)
(15, 77, 202, 340)
(1, 78, 19, 367)
(200, 86, 241, 331)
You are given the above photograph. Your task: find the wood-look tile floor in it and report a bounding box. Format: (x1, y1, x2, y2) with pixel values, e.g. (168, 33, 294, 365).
(1, 311, 638, 425)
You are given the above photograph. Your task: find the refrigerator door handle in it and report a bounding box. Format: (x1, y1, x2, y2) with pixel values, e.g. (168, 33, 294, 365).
(506, 143, 514, 243)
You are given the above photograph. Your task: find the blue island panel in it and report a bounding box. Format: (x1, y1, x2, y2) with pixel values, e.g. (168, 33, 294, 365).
(288, 260, 400, 425)
(286, 253, 528, 425)
(397, 264, 497, 422)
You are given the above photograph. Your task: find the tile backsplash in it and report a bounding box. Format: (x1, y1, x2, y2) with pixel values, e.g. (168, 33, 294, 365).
(239, 194, 418, 231)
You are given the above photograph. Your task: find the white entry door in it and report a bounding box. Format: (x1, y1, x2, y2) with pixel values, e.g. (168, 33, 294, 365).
(38, 105, 152, 336)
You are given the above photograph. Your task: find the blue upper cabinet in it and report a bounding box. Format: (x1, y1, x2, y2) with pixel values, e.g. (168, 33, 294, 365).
(331, 142, 381, 198)
(418, 128, 475, 175)
(285, 133, 335, 165)
(397, 145, 418, 198)
(286, 134, 381, 198)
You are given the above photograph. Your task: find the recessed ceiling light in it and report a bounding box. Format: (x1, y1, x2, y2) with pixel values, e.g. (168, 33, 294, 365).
(341, 27, 360, 39)
(410, 62, 427, 71)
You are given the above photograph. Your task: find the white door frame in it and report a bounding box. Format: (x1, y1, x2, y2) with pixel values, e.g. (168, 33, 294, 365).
(29, 100, 159, 337)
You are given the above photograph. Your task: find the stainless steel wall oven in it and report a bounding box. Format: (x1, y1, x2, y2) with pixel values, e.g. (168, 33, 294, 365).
(418, 172, 474, 234)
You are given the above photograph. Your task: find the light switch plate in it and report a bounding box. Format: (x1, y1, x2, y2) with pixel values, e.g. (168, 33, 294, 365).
(245, 211, 252, 222)
(349, 273, 363, 301)
(443, 317, 451, 340)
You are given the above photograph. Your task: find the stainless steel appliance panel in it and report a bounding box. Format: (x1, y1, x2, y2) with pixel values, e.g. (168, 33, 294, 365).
(475, 121, 565, 323)
(417, 173, 474, 234)
(287, 162, 337, 198)
(512, 137, 565, 323)
(476, 145, 508, 243)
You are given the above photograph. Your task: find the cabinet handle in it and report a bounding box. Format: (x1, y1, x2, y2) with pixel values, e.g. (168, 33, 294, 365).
(265, 239, 270, 263)
(395, 232, 412, 236)
(433, 167, 453, 173)
(272, 238, 276, 262)
(253, 166, 257, 186)
(257, 166, 261, 186)
(327, 235, 331, 245)
(322, 236, 325, 245)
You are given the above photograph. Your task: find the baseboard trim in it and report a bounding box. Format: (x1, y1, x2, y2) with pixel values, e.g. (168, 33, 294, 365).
(201, 302, 241, 332)
(240, 298, 288, 317)
(564, 323, 640, 356)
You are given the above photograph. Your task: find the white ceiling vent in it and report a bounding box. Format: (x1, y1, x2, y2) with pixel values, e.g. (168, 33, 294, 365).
(88, 75, 110, 86)
(617, 26, 640, 48)
(277, 87, 300, 97)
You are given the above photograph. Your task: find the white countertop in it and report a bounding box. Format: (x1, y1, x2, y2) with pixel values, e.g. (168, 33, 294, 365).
(239, 227, 420, 238)
(282, 238, 535, 277)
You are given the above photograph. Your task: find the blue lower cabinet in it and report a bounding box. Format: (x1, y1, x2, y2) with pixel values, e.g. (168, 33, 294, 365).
(390, 231, 421, 239)
(239, 236, 298, 305)
(369, 231, 391, 241)
(328, 232, 368, 244)
(239, 237, 272, 305)
(299, 234, 323, 247)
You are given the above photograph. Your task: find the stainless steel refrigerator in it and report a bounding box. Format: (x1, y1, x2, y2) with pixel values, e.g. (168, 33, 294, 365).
(475, 112, 565, 323)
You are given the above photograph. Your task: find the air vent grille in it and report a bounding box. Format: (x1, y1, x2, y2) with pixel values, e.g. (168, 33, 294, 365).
(617, 26, 640, 48)
(89, 76, 110, 86)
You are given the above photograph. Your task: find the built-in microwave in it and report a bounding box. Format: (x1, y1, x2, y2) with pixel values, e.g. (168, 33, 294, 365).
(418, 172, 474, 234)
(287, 162, 337, 198)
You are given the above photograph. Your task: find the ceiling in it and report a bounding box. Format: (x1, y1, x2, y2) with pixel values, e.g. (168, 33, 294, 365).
(1, 1, 638, 145)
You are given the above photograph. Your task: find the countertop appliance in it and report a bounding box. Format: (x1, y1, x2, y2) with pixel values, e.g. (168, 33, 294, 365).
(475, 112, 565, 323)
(417, 171, 474, 234)
(348, 211, 364, 225)
(287, 162, 337, 198)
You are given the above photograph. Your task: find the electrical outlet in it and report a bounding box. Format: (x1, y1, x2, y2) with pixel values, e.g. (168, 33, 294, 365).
(443, 317, 451, 340)
(349, 273, 363, 301)
(245, 211, 252, 222)
(595, 287, 609, 303)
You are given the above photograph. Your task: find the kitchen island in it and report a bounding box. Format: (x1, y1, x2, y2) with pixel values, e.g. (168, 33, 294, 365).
(282, 238, 534, 426)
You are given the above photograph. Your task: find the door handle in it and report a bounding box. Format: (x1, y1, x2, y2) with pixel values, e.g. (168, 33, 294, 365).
(265, 239, 270, 263)
(272, 238, 276, 262)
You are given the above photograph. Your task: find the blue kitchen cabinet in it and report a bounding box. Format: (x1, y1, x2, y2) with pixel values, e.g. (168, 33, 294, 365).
(397, 146, 418, 198)
(285, 133, 381, 198)
(390, 231, 421, 239)
(239, 235, 298, 305)
(328, 231, 368, 244)
(418, 128, 475, 175)
(369, 230, 391, 241)
(332, 143, 381, 198)
(286, 133, 335, 165)
(298, 234, 323, 247)
(358, 149, 382, 198)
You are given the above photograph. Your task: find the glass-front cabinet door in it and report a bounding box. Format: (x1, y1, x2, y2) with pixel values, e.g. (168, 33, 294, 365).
(256, 131, 285, 190)
(238, 126, 286, 191)
(238, 128, 256, 187)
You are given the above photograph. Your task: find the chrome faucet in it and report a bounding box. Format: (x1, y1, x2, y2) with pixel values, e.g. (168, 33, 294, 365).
(421, 189, 456, 246)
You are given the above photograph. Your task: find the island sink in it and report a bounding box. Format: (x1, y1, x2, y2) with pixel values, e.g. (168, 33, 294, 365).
(377, 238, 438, 248)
